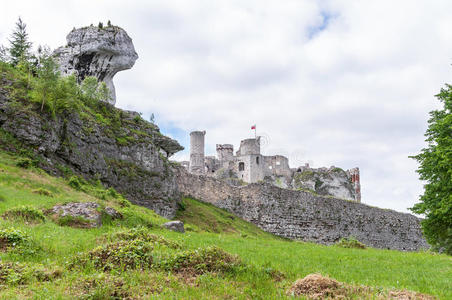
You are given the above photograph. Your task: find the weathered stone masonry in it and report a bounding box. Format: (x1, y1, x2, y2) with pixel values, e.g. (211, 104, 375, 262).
(176, 169, 428, 251)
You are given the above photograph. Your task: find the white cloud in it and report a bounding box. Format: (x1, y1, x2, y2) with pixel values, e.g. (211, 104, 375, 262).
(1, 0, 451, 213)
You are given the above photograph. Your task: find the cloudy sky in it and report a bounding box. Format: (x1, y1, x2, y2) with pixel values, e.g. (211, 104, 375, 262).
(1, 0, 451, 213)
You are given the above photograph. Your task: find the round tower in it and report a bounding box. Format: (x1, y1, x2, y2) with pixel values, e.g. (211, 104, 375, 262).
(189, 131, 206, 174)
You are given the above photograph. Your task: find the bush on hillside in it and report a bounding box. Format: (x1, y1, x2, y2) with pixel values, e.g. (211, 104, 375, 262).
(0, 262, 61, 286)
(70, 239, 154, 272)
(32, 188, 53, 197)
(2, 206, 45, 223)
(0, 228, 41, 256)
(163, 246, 242, 275)
(15, 157, 32, 169)
(335, 237, 367, 249)
(106, 227, 181, 249)
(68, 176, 86, 190)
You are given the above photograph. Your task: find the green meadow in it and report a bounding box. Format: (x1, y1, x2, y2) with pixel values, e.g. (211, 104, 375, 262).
(0, 151, 450, 299)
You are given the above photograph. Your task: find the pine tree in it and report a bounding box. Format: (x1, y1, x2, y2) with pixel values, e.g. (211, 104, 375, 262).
(0, 45, 7, 62)
(8, 17, 32, 66)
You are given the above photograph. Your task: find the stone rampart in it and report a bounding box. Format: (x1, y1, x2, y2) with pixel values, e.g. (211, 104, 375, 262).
(176, 169, 428, 251)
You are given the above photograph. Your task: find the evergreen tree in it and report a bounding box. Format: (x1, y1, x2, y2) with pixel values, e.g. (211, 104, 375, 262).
(411, 83, 452, 254)
(0, 45, 7, 62)
(8, 17, 32, 66)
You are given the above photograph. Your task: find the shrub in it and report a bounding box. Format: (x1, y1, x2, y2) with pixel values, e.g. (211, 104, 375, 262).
(68, 176, 86, 190)
(163, 246, 241, 275)
(336, 237, 367, 249)
(32, 188, 53, 197)
(106, 227, 181, 249)
(117, 197, 131, 208)
(15, 157, 32, 169)
(0, 228, 31, 252)
(0, 262, 61, 286)
(2, 206, 46, 223)
(70, 239, 154, 272)
(56, 215, 93, 228)
(71, 274, 130, 299)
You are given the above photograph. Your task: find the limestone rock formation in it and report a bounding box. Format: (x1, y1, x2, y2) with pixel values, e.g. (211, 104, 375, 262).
(51, 202, 102, 228)
(0, 81, 184, 219)
(54, 24, 138, 105)
(51, 202, 121, 228)
(292, 166, 355, 200)
(163, 220, 185, 233)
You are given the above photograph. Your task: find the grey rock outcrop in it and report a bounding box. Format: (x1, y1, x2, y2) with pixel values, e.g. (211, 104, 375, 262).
(54, 25, 138, 105)
(51, 202, 102, 227)
(163, 220, 185, 233)
(292, 166, 355, 200)
(0, 81, 184, 219)
(51, 202, 121, 228)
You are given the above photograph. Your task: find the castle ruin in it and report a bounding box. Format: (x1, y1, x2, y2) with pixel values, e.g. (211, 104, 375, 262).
(182, 131, 362, 202)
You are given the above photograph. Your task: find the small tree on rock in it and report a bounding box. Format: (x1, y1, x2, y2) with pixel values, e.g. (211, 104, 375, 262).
(8, 17, 32, 66)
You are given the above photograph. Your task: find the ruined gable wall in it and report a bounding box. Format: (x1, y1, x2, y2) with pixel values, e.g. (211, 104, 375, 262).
(176, 168, 428, 251)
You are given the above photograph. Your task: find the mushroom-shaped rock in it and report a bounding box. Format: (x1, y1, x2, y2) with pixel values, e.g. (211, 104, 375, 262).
(54, 25, 138, 105)
(163, 220, 185, 233)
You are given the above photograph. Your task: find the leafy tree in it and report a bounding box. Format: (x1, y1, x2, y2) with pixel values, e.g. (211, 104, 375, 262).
(29, 47, 59, 112)
(97, 82, 111, 103)
(80, 76, 99, 102)
(8, 17, 32, 66)
(411, 83, 452, 254)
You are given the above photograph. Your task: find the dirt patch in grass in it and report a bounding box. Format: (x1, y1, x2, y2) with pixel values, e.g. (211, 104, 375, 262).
(287, 274, 435, 299)
(387, 290, 436, 300)
(288, 274, 346, 299)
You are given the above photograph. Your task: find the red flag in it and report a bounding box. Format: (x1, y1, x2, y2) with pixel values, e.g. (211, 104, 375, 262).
(251, 125, 256, 130)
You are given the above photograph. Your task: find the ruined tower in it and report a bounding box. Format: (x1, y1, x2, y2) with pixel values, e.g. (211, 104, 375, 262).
(189, 131, 206, 174)
(236, 137, 264, 183)
(349, 167, 361, 203)
(216, 144, 234, 168)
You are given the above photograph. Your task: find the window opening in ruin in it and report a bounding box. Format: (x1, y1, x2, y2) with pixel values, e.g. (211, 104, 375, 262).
(239, 162, 245, 171)
(269, 166, 273, 170)
(256, 157, 259, 165)
(276, 161, 281, 166)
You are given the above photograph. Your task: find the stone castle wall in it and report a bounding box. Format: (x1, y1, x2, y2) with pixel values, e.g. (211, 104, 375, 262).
(176, 168, 428, 251)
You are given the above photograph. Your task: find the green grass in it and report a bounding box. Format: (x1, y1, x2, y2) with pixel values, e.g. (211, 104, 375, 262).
(0, 150, 450, 299)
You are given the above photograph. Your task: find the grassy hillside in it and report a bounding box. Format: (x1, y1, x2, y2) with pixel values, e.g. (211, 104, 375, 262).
(0, 150, 450, 299)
